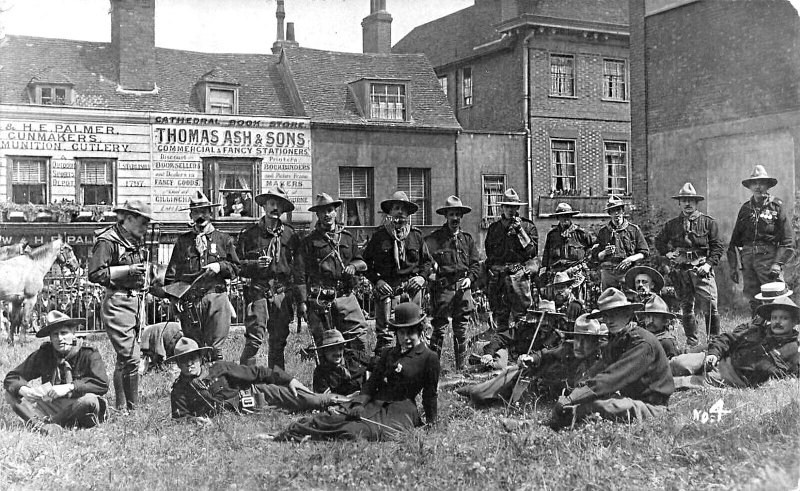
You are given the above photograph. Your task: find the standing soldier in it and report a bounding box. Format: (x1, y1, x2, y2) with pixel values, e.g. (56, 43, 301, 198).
(237, 187, 299, 368)
(294, 193, 370, 355)
(591, 195, 649, 290)
(88, 200, 153, 411)
(424, 196, 481, 370)
(363, 191, 432, 356)
(484, 188, 538, 332)
(164, 191, 240, 362)
(727, 165, 795, 315)
(655, 183, 723, 347)
(539, 202, 594, 299)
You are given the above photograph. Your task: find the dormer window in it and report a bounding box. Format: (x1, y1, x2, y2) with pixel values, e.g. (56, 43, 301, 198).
(349, 77, 411, 122)
(369, 83, 406, 121)
(38, 86, 70, 105)
(27, 69, 74, 106)
(206, 86, 238, 115)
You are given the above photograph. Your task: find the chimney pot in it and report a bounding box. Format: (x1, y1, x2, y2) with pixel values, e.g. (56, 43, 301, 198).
(286, 22, 295, 42)
(362, 0, 392, 53)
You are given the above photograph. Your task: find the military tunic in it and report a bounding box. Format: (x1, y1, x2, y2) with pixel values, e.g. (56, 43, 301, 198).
(293, 225, 369, 349)
(541, 224, 594, 272)
(425, 224, 482, 366)
(592, 220, 649, 290)
(312, 350, 371, 396)
(485, 216, 538, 330)
(656, 211, 724, 345)
(236, 218, 299, 368)
(363, 226, 433, 355)
(728, 196, 796, 312)
(165, 227, 239, 361)
(4, 340, 109, 428)
(88, 224, 145, 410)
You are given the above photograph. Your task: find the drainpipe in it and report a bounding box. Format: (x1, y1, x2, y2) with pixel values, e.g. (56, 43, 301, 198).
(454, 132, 459, 196)
(522, 30, 536, 220)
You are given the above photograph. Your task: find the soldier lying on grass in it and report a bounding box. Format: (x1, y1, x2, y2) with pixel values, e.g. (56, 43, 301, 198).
(670, 296, 799, 389)
(311, 329, 370, 396)
(456, 313, 606, 405)
(169, 337, 338, 422)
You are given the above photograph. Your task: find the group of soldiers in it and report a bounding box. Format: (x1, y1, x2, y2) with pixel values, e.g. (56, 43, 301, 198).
(2, 164, 797, 436)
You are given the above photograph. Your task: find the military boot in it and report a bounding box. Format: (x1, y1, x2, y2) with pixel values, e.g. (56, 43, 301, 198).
(428, 331, 444, 358)
(454, 337, 467, 371)
(682, 314, 699, 347)
(708, 312, 721, 337)
(123, 371, 139, 411)
(113, 368, 126, 411)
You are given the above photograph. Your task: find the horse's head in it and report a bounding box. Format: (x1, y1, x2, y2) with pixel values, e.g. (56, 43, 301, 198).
(56, 242, 80, 272)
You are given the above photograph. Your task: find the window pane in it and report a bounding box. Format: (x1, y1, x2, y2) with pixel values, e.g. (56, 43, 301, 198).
(212, 159, 256, 218)
(397, 168, 430, 226)
(603, 60, 627, 100)
(550, 55, 575, 96)
(605, 142, 628, 194)
(551, 140, 577, 193)
(462, 67, 473, 106)
(369, 84, 406, 121)
(482, 175, 506, 219)
(438, 76, 448, 97)
(208, 88, 235, 114)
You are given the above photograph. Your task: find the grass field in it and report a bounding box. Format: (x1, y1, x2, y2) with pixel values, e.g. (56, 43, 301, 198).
(0, 314, 798, 490)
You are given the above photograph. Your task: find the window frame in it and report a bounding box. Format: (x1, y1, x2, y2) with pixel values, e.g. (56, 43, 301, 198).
(603, 141, 630, 196)
(76, 158, 116, 206)
(338, 167, 374, 226)
(549, 54, 576, 98)
(461, 66, 473, 107)
(8, 156, 49, 205)
(32, 85, 71, 106)
(368, 83, 408, 122)
(202, 157, 261, 219)
(482, 174, 506, 225)
(550, 139, 578, 194)
(438, 75, 448, 98)
(204, 85, 239, 115)
(397, 167, 431, 226)
(602, 59, 628, 102)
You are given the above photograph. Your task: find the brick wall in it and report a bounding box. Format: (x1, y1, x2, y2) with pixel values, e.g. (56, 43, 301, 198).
(111, 0, 156, 91)
(628, 0, 647, 208)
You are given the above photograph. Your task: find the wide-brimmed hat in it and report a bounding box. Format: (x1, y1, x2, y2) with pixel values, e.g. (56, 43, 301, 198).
(36, 310, 85, 338)
(496, 188, 526, 206)
(524, 299, 566, 321)
(311, 329, 353, 350)
(672, 182, 704, 201)
(113, 200, 155, 221)
(741, 165, 778, 189)
(308, 192, 343, 213)
(635, 295, 675, 319)
(181, 191, 221, 211)
(255, 186, 295, 212)
(605, 195, 626, 212)
(754, 282, 794, 301)
(588, 288, 643, 319)
(550, 202, 580, 218)
(164, 337, 212, 364)
(388, 302, 426, 330)
(548, 271, 576, 289)
(756, 296, 800, 322)
(624, 265, 664, 292)
(436, 195, 471, 215)
(559, 313, 608, 337)
(380, 191, 419, 215)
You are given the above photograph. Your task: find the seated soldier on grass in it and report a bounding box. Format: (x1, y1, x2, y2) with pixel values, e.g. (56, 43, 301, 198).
(3, 311, 109, 434)
(311, 329, 370, 396)
(457, 313, 607, 405)
(474, 299, 565, 371)
(169, 338, 337, 421)
(138, 321, 183, 375)
(635, 295, 680, 359)
(550, 288, 674, 429)
(549, 272, 586, 324)
(671, 297, 799, 390)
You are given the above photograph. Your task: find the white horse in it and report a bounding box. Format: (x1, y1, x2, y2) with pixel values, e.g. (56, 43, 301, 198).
(0, 239, 78, 343)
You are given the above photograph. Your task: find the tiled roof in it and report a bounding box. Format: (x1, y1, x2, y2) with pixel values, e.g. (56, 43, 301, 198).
(281, 47, 460, 130)
(0, 35, 296, 116)
(393, 0, 629, 67)
(199, 67, 240, 86)
(29, 67, 74, 85)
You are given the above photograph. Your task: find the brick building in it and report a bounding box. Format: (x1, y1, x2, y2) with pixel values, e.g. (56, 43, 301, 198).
(0, 0, 460, 261)
(394, 0, 631, 245)
(629, 0, 800, 307)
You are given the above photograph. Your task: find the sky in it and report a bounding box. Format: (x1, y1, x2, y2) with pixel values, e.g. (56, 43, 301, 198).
(1, 0, 474, 53)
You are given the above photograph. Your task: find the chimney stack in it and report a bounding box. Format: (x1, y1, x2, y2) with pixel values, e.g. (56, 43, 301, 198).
(110, 0, 156, 91)
(272, 0, 298, 53)
(362, 0, 392, 54)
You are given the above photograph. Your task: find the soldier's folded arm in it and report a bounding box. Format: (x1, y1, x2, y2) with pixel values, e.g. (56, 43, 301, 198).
(87, 240, 116, 286)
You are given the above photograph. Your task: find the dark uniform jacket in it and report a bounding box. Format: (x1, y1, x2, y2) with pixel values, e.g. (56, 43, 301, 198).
(361, 342, 439, 423)
(484, 317, 561, 359)
(568, 324, 674, 406)
(485, 216, 538, 267)
(88, 224, 145, 290)
(707, 324, 799, 386)
(542, 224, 594, 270)
(237, 218, 299, 301)
(312, 351, 371, 395)
(170, 361, 294, 418)
(655, 212, 724, 265)
(591, 221, 649, 266)
(164, 227, 240, 296)
(525, 343, 604, 397)
(653, 329, 680, 359)
(425, 225, 482, 288)
(363, 227, 433, 288)
(728, 196, 795, 264)
(4, 341, 109, 398)
(293, 226, 362, 302)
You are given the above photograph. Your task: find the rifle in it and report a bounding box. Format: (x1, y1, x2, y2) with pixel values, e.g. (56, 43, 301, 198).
(508, 313, 547, 404)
